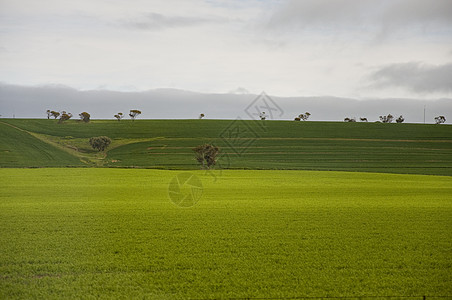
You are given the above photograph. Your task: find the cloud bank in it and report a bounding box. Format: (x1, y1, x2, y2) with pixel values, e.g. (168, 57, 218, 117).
(369, 62, 452, 93)
(1, 83, 450, 124)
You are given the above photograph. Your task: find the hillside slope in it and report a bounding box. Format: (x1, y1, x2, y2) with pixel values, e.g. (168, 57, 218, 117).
(1, 119, 451, 175)
(0, 122, 84, 167)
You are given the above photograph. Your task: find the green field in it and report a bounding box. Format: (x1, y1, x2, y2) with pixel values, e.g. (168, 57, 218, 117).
(1, 119, 452, 175)
(1, 119, 451, 298)
(1, 168, 451, 298)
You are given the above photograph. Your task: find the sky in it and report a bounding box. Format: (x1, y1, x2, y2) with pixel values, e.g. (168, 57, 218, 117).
(1, 0, 451, 97)
(0, 0, 451, 121)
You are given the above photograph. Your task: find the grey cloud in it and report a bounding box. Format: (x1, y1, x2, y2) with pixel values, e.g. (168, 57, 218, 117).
(369, 62, 452, 93)
(121, 12, 219, 30)
(266, 0, 452, 35)
(1, 83, 451, 124)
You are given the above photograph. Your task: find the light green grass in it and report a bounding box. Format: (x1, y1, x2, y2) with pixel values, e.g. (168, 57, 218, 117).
(1, 168, 451, 298)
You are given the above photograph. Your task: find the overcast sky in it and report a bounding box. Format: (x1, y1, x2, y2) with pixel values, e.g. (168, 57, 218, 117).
(0, 0, 451, 120)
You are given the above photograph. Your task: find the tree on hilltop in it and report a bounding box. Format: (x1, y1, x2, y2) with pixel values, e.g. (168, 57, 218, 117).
(299, 112, 311, 121)
(58, 111, 72, 124)
(50, 111, 60, 119)
(129, 110, 141, 121)
(79, 112, 90, 123)
(396, 115, 405, 123)
(435, 116, 446, 124)
(379, 114, 394, 123)
(114, 112, 124, 121)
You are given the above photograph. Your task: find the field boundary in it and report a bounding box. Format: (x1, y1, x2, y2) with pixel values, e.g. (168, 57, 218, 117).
(195, 296, 452, 300)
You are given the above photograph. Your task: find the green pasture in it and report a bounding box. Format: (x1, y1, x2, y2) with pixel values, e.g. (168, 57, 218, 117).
(0, 121, 84, 167)
(1, 119, 452, 175)
(0, 168, 451, 298)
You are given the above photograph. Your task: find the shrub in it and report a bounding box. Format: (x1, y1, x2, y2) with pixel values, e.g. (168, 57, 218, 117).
(89, 136, 112, 151)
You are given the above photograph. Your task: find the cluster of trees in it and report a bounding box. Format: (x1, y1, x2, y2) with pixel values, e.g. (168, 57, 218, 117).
(114, 110, 142, 121)
(343, 114, 405, 123)
(46, 109, 446, 124)
(47, 109, 143, 122)
(45, 110, 73, 124)
(290, 112, 447, 124)
(294, 112, 311, 121)
(46, 110, 89, 123)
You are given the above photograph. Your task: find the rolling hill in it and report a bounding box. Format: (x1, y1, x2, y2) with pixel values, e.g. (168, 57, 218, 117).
(1, 118, 451, 175)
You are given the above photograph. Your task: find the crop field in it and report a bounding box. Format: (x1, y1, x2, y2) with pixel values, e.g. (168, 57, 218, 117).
(1, 119, 451, 298)
(1, 168, 451, 299)
(1, 119, 452, 175)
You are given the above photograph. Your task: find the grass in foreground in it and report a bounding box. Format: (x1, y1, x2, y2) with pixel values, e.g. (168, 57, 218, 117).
(0, 168, 451, 298)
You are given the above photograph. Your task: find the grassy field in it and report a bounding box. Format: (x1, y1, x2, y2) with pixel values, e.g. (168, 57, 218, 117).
(0, 168, 451, 299)
(1, 119, 452, 175)
(0, 121, 84, 167)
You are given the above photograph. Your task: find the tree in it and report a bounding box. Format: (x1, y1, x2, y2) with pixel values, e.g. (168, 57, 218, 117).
(435, 116, 446, 124)
(360, 117, 368, 122)
(58, 111, 72, 124)
(294, 117, 301, 121)
(379, 114, 394, 123)
(199, 113, 205, 119)
(396, 115, 404, 123)
(50, 111, 60, 119)
(129, 109, 141, 121)
(114, 112, 124, 121)
(79, 112, 90, 123)
(193, 144, 219, 169)
(89, 136, 111, 151)
(259, 112, 266, 120)
(299, 112, 311, 121)
(344, 117, 356, 122)
(46, 110, 51, 119)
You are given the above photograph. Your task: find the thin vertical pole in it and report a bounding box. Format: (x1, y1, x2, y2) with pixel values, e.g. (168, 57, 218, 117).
(424, 105, 426, 124)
